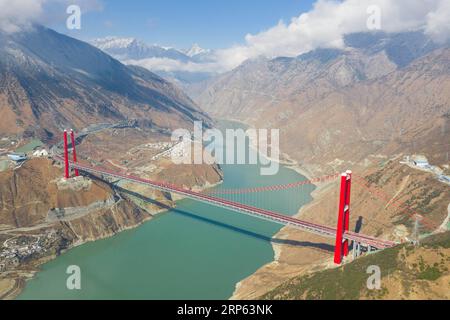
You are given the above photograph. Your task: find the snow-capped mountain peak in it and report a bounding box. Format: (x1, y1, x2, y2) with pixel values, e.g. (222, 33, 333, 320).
(89, 36, 217, 85)
(91, 36, 140, 50)
(90, 36, 190, 62)
(185, 43, 209, 57)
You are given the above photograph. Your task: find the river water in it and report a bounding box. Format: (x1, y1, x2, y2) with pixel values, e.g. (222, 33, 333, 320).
(18, 122, 314, 300)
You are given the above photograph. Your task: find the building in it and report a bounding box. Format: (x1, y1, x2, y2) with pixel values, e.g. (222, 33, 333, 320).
(7, 153, 27, 162)
(411, 155, 429, 168)
(33, 149, 49, 157)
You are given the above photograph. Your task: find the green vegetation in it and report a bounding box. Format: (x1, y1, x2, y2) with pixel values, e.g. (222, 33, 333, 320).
(262, 231, 450, 300)
(262, 246, 401, 300)
(15, 139, 44, 153)
(417, 266, 442, 281)
(422, 231, 450, 248)
(366, 171, 383, 186)
(399, 183, 446, 228)
(0, 160, 9, 172)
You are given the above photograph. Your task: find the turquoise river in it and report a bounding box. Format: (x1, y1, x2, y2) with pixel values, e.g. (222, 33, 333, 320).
(18, 123, 314, 299)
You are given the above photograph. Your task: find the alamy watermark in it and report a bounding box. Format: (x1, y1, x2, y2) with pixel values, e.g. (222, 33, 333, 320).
(366, 265, 381, 290)
(367, 5, 381, 31)
(66, 5, 82, 30)
(171, 122, 280, 176)
(66, 265, 81, 290)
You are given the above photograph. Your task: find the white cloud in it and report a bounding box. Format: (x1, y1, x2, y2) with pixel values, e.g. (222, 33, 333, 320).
(0, 0, 102, 33)
(215, 0, 450, 71)
(125, 0, 450, 74)
(0, 0, 46, 32)
(125, 57, 220, 74)
(2, 0, 449, 74)
(425, 0, 450, 43)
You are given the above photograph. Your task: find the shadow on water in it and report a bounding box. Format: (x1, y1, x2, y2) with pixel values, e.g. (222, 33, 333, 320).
(113, 185, 334, 254)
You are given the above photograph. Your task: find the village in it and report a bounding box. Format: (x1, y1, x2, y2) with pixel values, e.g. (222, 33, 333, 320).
(0, 231, 61, 273)
(0, 138, 50, 172)
(401, 154, 450, 186)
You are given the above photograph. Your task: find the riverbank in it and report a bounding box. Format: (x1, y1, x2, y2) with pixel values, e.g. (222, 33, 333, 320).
(15, 130, 312, 299)
(230, 160, 338, 299)
(221, 119, 338, 299)
(221, 119, 361, 299)
(231, 153, 450, 299)
(0, 198, 158, 300)
(1, 168, 222, 300)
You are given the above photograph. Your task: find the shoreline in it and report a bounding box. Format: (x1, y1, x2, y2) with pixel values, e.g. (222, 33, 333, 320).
(229, 165, 338, 299)
(3, 175, 222, 300)
(227, 120, 335, 300)
(229, 163, 330, 299)
(5, 117, 323, 300)
(3, 205, 159, 300)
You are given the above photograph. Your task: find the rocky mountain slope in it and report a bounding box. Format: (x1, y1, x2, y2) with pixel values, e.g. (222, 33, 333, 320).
(193, 32, 450, 171)
(0, 25, 209, 142)
(193, 31, 443, 103)
(198, 32, 450, 300)
(232, 159, 450, 299)
(0, 158, 154, 299)
(0, 26, 225, 300)
(262, 230, 450, 300)
(0, 154, 222, 299)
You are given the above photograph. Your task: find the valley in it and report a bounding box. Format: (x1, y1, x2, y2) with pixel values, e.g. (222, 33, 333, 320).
(13, 122, 314, 300)
(0, 126, 223, 299)
(185, 31, 450, 299)
(0, 18, 449, 301)
(0, 25, 223, 299)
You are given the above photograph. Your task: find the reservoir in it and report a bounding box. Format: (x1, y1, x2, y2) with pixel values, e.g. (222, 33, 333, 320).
(18, 122, 314, 299)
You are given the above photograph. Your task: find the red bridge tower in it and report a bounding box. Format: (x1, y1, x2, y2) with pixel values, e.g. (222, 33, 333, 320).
(63, 129, 79, 179)
(334, 170, 352, 264)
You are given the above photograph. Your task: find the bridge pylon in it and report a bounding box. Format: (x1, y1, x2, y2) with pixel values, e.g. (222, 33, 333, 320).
(70, 129, 79, 177)
(334, 170, 352, 264)
(63, 129, 79, 179)
(63, 130, 70, 179)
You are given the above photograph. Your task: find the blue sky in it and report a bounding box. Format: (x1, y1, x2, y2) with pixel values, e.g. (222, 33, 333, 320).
(55, 0, 315, 49)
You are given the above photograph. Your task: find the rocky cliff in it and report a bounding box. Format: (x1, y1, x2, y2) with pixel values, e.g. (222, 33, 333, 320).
(0, 157, 222, 299)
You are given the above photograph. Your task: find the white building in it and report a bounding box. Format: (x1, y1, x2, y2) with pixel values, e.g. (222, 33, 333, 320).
(33, 149, 49, 157)
(7, 153, 27, 162)
(411, 155, 429, 168)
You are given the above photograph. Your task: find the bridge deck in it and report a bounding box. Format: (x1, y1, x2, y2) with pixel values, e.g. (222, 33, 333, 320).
(65, 159, 396, 250)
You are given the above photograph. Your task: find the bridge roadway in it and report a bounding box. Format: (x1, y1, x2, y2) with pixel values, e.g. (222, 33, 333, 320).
(64, 159, 396, 250)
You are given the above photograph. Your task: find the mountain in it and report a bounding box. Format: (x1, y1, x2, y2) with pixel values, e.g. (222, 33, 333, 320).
(90, 37, 217, 86)
(91, 36, 190, 62)
(0, 27, 223, 299)
(184, 43, 210, 58)
(232, 156, 450, 299)
(343, 31, 441, 68)
(91, 37, 214, 63)
(0, 26, 209, 142)
(195, 31, 450, 300)
(262, 230, 450, 300)
(192, 31, 450, 169)
(183, 43, 214, 63)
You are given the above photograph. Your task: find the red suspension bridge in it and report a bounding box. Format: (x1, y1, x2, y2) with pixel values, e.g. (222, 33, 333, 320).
(59, 130, 398, 264)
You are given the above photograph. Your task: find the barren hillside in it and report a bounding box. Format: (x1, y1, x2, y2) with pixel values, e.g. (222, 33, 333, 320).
(261, 231, 450, 300)
(0, 25, 210, 142)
